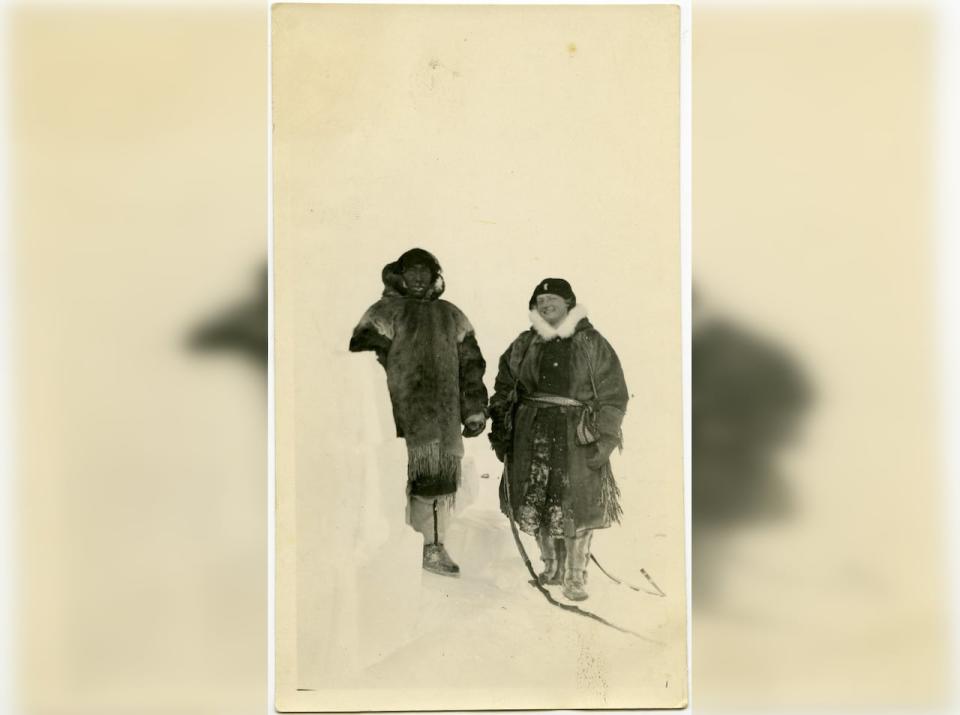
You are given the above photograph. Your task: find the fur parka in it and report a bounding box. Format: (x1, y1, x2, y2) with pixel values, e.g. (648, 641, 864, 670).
(489, 305, 629, 534)
(349, 259, 488, 497)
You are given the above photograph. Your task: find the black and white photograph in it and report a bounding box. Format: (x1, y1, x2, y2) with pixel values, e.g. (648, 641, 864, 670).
(272, 4, 687, 710)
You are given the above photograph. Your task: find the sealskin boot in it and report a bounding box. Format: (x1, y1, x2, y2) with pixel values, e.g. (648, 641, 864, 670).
(562, 569, 588, 601)
(562, 531, 592, 600)
(423, 543, 460, 577)
(537, 559, 563, 586)
(538, 558, 566, 586)
(536, 535, 566, 585)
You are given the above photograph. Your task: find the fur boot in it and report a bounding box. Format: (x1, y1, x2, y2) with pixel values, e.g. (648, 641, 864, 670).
(423, 544, 460, 577)
(562, 530, 593, 601)
(536, 529, 567, 585)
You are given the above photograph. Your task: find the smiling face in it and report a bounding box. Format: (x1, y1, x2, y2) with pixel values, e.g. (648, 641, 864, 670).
(536, 293, 570, 327)
(401, 263, 433, 298)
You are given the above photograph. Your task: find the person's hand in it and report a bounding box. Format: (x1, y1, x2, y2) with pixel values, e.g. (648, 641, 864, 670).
(463, 413, 486, 438)
(586, 438, 617, 470)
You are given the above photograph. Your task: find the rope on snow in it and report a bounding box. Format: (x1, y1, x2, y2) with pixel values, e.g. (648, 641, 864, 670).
(501, 461, 661, 643)
(590, 554, 666, 598)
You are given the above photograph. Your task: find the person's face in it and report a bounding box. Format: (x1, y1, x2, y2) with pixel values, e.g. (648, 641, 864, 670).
(402, 264, 433, 297)
(536, 293, 569, 326)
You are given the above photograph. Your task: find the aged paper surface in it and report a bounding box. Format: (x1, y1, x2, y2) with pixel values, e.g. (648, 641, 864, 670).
(15, 9, 267, 713)
(273, 4, 686, 711)
(693, 8, 947, 708)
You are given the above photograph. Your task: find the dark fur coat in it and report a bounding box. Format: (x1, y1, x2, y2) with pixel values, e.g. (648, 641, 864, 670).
(489, 305, 629, 533)
(349, 265, 488, 497)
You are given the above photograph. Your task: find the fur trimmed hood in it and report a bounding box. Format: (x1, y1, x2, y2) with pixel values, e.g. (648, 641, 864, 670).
(528, 304, 590, 340)
(381, 249, 446, 300)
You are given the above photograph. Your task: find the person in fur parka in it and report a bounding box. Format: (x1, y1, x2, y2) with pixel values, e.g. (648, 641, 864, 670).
(349, 248, 488, 577)
(489, 278, 628, 601)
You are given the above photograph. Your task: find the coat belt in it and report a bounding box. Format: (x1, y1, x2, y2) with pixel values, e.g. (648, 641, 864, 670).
(522, 393, 586, 408)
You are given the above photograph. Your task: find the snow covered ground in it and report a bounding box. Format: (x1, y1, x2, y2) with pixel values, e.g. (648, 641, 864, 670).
(294, 441, 686, 710)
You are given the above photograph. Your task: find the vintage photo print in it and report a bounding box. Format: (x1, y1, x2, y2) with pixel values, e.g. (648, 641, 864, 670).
(272, 3, 687, 711)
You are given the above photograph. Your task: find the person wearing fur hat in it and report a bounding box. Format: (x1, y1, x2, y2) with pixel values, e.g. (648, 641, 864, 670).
(489, 279, 628, 601)
(349, 248, 488, 577)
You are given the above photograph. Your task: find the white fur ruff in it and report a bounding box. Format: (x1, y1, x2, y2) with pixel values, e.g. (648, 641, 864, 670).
(528, 304, 589, 340)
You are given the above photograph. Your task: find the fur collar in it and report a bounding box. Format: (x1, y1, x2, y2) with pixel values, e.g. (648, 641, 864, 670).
(529, 304, 589, 340)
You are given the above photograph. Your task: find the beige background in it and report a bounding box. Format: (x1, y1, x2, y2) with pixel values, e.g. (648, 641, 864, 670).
(13, 8, 268, 713)
(693, 6, 948, 709)
(273, 4, 685, 711)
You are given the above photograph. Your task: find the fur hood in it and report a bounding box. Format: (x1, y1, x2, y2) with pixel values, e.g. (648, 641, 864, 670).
(528, 304, 590, 340)
(380, 252, 446, 300)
